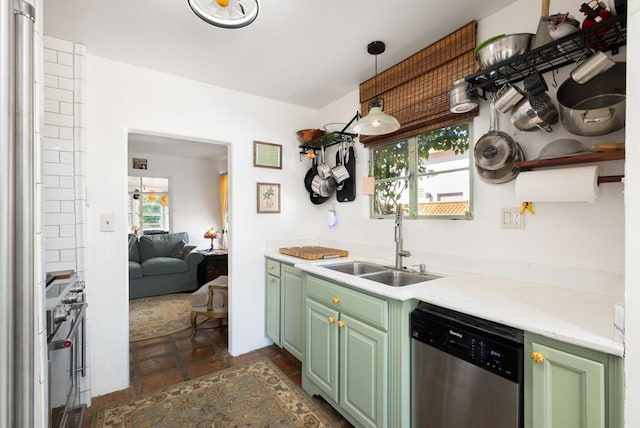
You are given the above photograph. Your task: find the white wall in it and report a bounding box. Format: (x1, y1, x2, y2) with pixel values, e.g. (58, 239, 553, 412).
(316, 0, 626, 296)
(85, 56, 318, 396)
(624, 3, 639, 427)
(128, 150, 223, 249)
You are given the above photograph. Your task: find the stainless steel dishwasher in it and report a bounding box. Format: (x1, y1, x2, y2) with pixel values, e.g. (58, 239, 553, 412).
(411, 302, 524, 428)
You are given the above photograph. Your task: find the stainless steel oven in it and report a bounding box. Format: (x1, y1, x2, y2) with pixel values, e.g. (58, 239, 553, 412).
(411, 302, 524, 428)
(46, 276, 87, 428)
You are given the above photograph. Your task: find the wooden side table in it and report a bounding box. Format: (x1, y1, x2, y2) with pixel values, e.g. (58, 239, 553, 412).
(197, 250, 228, 286)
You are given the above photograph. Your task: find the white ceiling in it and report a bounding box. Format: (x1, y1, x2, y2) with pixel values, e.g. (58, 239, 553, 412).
(43, 0, 519, 110)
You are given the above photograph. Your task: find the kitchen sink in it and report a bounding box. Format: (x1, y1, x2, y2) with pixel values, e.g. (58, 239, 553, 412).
(364, 270, 440, 286)
(322, 261, 440, 286)
(323, 261, 387, 275)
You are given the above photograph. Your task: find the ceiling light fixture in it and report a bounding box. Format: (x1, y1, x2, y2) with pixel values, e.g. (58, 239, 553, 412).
(187, 0, 259, 29)
(354, 41, 401, 136)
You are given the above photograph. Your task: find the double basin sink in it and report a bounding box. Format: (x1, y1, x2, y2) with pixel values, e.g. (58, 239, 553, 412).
(322, 261, 440, 287)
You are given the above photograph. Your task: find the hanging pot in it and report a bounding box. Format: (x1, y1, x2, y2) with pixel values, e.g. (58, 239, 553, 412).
(476, 142, 525, 184)
(310, 147, 337, 197)
(556, 62, 625, 136)
(510, 92, 558, 132)
(474, 100, 519, 171)
(304, 157, 317, 192)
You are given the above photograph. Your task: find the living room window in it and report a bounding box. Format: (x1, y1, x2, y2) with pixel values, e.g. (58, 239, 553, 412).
(370, 122, 472, 220)
(128, 176, 171, 234)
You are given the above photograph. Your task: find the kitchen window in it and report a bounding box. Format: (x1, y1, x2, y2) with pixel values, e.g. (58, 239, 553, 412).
(128, 176, 171, 234)
(370, 122, 472, 219)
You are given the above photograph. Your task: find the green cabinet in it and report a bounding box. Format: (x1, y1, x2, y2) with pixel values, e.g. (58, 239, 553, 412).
(281, 264, 303, 360)
(340, 313, 388, 427)
(265, 258, 281, 345)
(303, 274, 400, 428)
(525, 333, 624, 428)
(264, 258, 303, 360)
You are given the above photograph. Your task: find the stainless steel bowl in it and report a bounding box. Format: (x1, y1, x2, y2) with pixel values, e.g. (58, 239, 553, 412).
(475, 33, 534, 69)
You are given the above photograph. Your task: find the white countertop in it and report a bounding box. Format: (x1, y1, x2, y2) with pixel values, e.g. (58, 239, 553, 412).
(265, 251, 624, 357)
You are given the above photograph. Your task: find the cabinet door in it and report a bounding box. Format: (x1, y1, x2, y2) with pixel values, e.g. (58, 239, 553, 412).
(305, 298, 339, 402)
(281, 265, 303, 360)
(530, 341, 605, 428)
(340, 313, 388, 428)
(265, 274, 280, 345)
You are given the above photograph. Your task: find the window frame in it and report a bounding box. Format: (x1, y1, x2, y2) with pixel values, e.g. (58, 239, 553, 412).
(128, 176, 172, 233)
(369, 122, 474, 220)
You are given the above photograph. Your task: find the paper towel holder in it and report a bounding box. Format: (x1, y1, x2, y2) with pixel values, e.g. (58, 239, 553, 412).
(598, 175, 624, 185)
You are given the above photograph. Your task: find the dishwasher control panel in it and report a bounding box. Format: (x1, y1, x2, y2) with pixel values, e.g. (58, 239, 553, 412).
(411, 303, 523, 383)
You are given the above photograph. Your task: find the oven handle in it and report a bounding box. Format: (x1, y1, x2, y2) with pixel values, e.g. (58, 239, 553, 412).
(48, 302, 87, 351)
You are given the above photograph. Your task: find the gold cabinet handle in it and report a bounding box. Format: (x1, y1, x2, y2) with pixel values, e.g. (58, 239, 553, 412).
(531, 351, 544, 363)
(332, 297, 340, 304)
(269, 277, 276, 283)
(268, 265, 275, 270)
(328, 316, 335, 324)
(338, 320, 345, 328)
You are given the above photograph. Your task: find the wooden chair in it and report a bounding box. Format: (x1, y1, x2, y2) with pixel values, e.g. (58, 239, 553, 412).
(189, 275, 228, 337)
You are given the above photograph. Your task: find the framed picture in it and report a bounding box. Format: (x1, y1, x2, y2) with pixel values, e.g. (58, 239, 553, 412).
(257, 182, 280, 214)
(132, 158, 147, 170)
(253, 141, 282, 169)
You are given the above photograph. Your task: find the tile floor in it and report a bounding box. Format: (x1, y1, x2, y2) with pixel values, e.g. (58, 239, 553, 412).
(84, 318, 352, 427)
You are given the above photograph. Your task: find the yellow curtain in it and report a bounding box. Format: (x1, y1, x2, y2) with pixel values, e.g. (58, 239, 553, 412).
(219, 173, 228, 248)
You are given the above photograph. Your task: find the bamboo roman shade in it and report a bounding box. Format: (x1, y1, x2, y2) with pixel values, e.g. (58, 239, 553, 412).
(359, 21, 479, 147)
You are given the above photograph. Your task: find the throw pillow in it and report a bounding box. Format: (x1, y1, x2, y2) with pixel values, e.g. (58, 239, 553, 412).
(170, 240, 196, 259)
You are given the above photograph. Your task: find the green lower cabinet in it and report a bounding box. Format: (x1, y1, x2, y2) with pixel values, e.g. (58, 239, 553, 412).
(302, 274, 410, 428)
(305, 298, 339, 401)
(264, 259, 304, 361)
(340, 313, 388, 428)
(281, 264, 303, 360)
(265, 272, 280, 345)
(525, 333, 624, 428)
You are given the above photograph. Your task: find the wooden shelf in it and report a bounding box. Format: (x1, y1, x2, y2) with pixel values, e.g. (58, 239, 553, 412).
(514, 150, 625, 170)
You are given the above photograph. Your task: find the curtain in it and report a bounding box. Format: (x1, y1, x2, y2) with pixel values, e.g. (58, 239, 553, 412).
(360, 21, 479, 147)
(219, 173, 228, 249)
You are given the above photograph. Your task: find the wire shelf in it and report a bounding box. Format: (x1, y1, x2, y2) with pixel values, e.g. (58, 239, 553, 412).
(465, 13, 627, 95)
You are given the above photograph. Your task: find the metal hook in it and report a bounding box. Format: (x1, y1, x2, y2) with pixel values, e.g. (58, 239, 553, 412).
(551, 68, 558, 88)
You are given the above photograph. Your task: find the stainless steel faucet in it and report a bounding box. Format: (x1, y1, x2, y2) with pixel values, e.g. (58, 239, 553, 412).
(395, 204, 411, 269)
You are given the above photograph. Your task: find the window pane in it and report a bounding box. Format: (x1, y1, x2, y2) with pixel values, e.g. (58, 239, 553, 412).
(373, 141, 409, 179)
(370, 122, 472, 219)
(417, 170, 470, 217)
(373, 179, 409, 216)
(128, 176, 170, 233)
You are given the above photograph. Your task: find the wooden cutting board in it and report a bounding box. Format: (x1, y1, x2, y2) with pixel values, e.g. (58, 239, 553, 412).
(279, 246, 348, 260)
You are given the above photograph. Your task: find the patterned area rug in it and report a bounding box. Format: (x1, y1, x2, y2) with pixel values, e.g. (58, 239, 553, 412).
(91, 358, 334, 427)
(129, 293, 192, 342)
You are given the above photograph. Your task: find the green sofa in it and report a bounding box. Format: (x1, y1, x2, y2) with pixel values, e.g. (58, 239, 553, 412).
(128, 232, 204, 299)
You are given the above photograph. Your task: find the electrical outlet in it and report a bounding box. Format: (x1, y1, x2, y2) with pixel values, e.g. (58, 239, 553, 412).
(501, 208, 525, 229)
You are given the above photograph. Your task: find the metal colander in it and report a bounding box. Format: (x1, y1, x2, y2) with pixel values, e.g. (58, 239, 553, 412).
(511, 92, 558, 132)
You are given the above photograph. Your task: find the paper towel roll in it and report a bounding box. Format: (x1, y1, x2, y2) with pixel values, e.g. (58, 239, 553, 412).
(515, 165, 600, 203)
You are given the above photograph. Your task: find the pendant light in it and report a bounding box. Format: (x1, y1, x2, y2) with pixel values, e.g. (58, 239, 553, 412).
(187, 0, 259, 29)
(354, 41, 401, 136)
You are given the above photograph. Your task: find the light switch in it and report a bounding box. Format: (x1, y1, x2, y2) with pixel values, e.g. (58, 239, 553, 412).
(100, 213, 114, 232)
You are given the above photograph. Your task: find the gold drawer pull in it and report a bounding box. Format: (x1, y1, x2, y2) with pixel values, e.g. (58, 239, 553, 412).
(332, 297, 340, 304)
(269, 277, 276, 283)
(328, 316, 335, 324)
(338, 320, 345, 328)
(531, 351, 544, 364)
(268, 265, 275, 270)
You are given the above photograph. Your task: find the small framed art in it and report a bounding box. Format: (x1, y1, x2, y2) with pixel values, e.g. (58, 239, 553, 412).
(257, 182, 280, 214)
(132, 158, 147, 170)
(253, 141, 282, 169)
